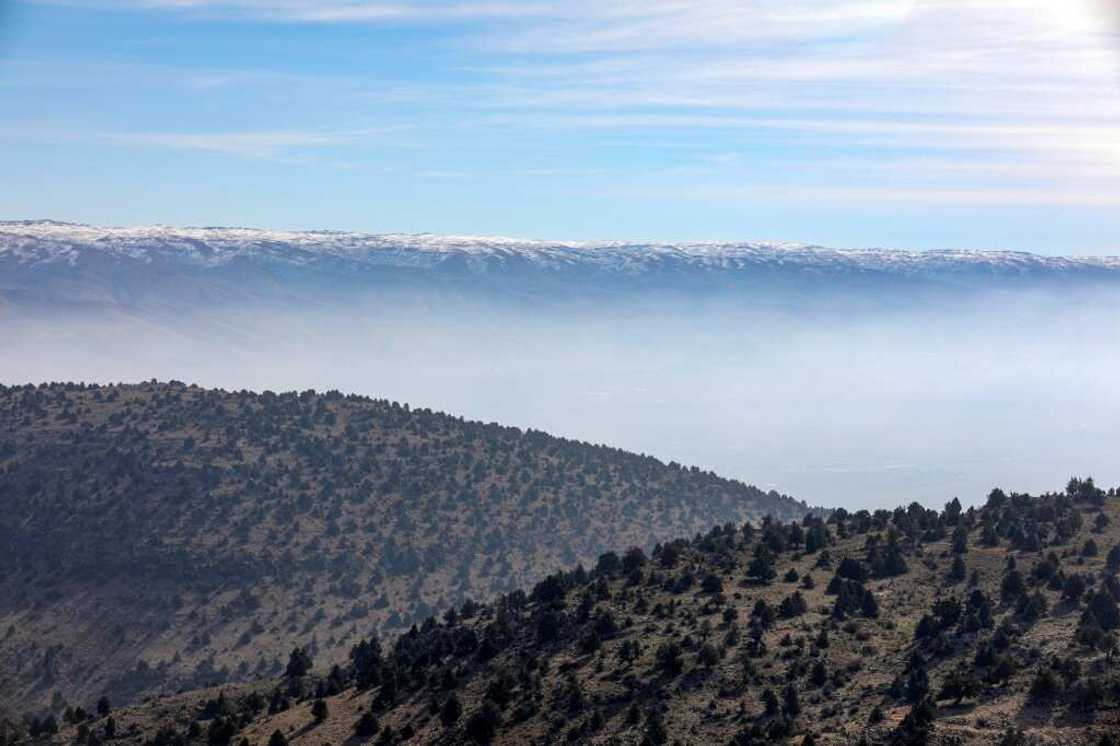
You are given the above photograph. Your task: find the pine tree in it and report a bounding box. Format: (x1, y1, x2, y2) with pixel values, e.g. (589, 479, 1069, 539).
(783, 683, 802, 717)
(951, 525, 968, 554)
(892, 698, 936, 745)
(751, 599, 776, 629)
(948, 555, 967, 583)
(643, 708, 668, 746)
(1016, 591, 1048, 622)
(762, 689, 780, 716)
(655, 641, 684, 676)
(1082, 590, 1120, 632)
(465, 703, 501, 745)
(701, 573, 724, 594)
(810, 659, 828, 687)
(1107, 544, 1120, 575)
(938, 667, 979, 705)
(355, 711, 380, 738)
(878, 532, 909, 577)
(747, 544, 777, 584)
(943, 497, 962, 526)
(440, 694, 463, 727)
(980, 523, 999, 547)
(778, 591, 808, 618)
(285, 647, 313, 678)
(905, 665, 929, 704)
(1001, 569, 1025, 604)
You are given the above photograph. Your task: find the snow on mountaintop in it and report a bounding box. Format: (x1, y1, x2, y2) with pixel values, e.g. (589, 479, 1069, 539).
(2, 219, 1118, 276)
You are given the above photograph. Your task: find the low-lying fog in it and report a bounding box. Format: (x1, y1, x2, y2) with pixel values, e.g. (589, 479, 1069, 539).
(3, 290, 1117, 510)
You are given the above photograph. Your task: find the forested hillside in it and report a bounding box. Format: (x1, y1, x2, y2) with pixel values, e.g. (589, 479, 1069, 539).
(23, 479, 1118, 745)
(0, 382, 810, 714)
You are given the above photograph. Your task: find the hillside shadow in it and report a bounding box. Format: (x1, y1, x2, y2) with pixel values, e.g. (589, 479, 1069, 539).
(1013, 702, 1056, 728)
(933, 701, 977, 717)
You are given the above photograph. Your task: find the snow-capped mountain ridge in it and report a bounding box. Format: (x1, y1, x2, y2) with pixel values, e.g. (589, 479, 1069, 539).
(3, 219, 1118, 276)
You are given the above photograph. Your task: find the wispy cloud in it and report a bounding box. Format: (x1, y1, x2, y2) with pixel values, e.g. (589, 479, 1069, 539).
(632, 183, 1120, 208)
(0, 124, 397, 159)
(12, 0, 1120, 214)
(31, 0, 560, 22)
(105, 129, 376, 157)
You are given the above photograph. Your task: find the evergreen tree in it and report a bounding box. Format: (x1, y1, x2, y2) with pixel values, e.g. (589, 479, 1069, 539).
(951, 525, 968, 555)
(962, 589, 994, 631)
(892, 698, 936, 746)
(655, 641, 684, 676)
(943, 498, 962, 526)
(1107, 544, 1120, 575)
(762, 689, 781, 716)
(1001, 568, 1025, 604)
(207, 716, 236, 745)
(349, 636, 383, 688)
(980, 523, 1000, 547)
(1081, 589, 1120, 634)
(873, 532, 909, 577)
(747, 544, 777, 584)
(355, 711, 380, 738)
(1016, 591, 1049, 622)
(778, 591, 808, 618)
(751, 599, 776, 629)
(938, 667, 979, 705)
(904, 665, 929, 704)
(947, 555, 967, 583)
(782, 683, 801, 717)
(285, 647, 313, 678)
(643, 708, 668, 746)
(836, 558, 868, 583)
(464, 703, 501, 745)
(701, 573, 724, 594)
(810, 659, 829, 687)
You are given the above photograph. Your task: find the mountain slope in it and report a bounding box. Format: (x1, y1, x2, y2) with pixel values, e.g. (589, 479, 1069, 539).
(33, 480, 1119, 746)
(0, 382, 811, 714)
(2, 221, 1119, 313)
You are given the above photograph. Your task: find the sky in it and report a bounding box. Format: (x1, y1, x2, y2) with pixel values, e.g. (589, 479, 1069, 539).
(1, 0, 1119, 253)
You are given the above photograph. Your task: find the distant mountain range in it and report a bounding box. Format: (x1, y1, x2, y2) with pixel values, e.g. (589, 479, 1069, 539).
(3, 220, 1118, 313)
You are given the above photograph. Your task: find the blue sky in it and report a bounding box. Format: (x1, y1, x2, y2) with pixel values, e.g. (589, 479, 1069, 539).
(1, 0, 1119, 253)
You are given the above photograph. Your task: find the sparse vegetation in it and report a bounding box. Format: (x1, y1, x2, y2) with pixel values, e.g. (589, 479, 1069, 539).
(18, 475, 1118, 745)
(0, 382, 811, 712)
